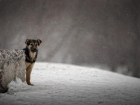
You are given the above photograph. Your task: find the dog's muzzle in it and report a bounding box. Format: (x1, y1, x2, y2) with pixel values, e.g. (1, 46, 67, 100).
(31, 48, 37, 52)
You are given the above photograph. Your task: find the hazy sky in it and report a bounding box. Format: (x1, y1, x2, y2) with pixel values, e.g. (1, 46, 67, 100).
(0, 0, 140, 77)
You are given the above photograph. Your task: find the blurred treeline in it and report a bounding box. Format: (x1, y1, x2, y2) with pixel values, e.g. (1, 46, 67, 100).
(0, 0, 140, 77)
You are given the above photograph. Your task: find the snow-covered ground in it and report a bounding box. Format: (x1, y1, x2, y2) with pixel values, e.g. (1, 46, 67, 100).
(0, 62, 140, 105)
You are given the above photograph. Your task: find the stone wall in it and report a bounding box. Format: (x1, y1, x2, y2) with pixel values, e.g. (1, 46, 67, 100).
(0, 49, 26, 93)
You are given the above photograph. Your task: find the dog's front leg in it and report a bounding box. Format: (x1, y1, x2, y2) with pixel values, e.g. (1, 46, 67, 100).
(26, 63, 34, 86)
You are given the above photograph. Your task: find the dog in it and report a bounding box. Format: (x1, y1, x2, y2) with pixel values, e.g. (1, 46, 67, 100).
(23, 39, 42, 86)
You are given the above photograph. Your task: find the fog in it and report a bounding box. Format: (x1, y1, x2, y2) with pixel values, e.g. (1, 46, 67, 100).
(0, 0, 140, 77)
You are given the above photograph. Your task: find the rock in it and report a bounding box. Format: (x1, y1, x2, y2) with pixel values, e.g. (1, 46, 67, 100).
(0, 49, 26, 93)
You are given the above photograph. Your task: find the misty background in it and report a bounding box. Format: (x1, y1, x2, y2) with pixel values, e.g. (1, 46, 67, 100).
(0, 0, 140, 78)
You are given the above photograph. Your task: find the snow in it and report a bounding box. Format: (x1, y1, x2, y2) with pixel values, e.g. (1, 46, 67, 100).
(0, 62, 140, 105)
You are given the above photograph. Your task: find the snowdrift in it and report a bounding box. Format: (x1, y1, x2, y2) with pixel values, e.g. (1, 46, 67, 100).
(0, 62, 140, 105)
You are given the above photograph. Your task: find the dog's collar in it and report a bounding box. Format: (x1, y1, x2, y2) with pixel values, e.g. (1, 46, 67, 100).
(25, 56, 36, 63)
(24, 47, 37, 63)
(25, 55, 36, 63)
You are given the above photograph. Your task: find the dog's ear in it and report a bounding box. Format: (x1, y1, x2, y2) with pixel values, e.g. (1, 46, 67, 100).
(37, 39, 42, 45)
(25, 39, 31, 45)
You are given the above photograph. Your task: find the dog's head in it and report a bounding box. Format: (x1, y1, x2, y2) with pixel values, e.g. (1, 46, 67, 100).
(25, 39, 42, 52)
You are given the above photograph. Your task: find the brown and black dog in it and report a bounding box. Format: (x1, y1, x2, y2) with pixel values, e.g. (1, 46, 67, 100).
(23, 39, 42, 86)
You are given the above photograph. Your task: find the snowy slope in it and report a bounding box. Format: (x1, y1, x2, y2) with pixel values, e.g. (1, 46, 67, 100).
(0, 62, 140, 105)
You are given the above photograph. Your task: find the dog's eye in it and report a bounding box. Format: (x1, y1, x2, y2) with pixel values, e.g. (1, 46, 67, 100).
(35, 43, 38, 46)
(30, 44, 33, 46)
